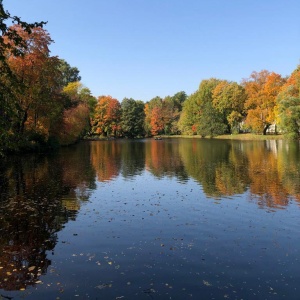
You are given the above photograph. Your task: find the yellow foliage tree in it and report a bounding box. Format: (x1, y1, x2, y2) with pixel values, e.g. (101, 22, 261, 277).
(243, 70, 285, 134)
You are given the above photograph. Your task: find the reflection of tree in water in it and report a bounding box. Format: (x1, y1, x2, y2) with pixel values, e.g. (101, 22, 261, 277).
(245, 141, 290, 208)
(90, 141, 122, 182)
(0, 195, 65, 291)
(145, 139, 189, 182)
(276, 141, 300, 205)
(120, 140, 145, 179)
(180, 139, 249, 197)
(58, 143, 96, 219)
(0, 142, 96, 291)
(179, 138, 300, 208)
(0, 156, 67, 291)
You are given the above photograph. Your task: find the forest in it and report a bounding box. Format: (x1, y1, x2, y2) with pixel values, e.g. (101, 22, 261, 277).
(1, 3, 300, 154)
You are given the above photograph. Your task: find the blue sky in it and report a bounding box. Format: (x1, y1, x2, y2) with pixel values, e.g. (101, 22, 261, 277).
(4, 0, 300, 102)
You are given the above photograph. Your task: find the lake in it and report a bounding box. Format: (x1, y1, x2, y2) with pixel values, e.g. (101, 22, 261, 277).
(0, 138, 300, 299)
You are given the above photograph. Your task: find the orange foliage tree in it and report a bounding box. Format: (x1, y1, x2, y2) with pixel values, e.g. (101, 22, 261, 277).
(243, 70, 285, 134)
(5, 25, 62, 139)
(144, 97, 162, 136)
(150, 105, 164, 136)
(56, 103, 90, 145)
(91, 95, 121, 137)
(145, 93, 185, 136)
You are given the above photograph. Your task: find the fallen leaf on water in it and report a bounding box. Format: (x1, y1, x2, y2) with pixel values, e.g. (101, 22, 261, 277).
(95, 283, 113, 289)
(203, 280, 212, 286)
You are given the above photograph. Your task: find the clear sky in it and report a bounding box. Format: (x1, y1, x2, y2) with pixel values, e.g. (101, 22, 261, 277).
(4, 0, 300, 102)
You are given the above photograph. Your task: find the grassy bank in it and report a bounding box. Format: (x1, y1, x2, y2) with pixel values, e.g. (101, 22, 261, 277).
(214, 133, 284, 140)
(162, 133, 284, 140)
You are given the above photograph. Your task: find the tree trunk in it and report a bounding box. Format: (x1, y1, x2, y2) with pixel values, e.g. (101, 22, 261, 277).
(263, 124, 270, 135)
(19, 109, 28, 134)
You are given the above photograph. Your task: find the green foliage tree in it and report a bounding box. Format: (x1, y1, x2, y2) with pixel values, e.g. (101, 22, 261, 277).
(80, 87, 97, 117)
(162, 92, 186, 135)
(212, 81, 246, 133)
(180, 79, 227, 137)
(58, 59, 81, 87)
(276, 66, 300, 139)
(121, 98, 145, 138)
(178, 91, 200, 135)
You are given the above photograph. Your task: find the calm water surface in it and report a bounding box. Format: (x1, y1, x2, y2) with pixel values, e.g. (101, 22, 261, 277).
(0, 138, 300, 299)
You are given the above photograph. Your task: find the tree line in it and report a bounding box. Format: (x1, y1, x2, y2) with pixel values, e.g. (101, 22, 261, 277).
(1, 2, 300, 154)
(89, 67, 300, 140)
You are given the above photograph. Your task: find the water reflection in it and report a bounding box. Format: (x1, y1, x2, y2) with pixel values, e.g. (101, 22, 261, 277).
(89, 138, 300, 207)
(179, 139, 250, 197)
(145, 139, 189, 182)
(91, 141, 122, 182)
(0, 143, 96, 290)
(1, 138, 300, 292)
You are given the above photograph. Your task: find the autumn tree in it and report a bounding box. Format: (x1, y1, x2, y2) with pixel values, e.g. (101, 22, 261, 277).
(0, 3, 47, 150)
(55, 103, 90, 145)
(276, 65, 300, 139)
(91, 95, 121, 137)
(144, 96, 163, 136)
(121, 98, 145, 138)
(144, 92, 186, 136)
(243, 70, 285, 135)
(150, 105, 164, 136)
(4, 25, 63, 141)
(161, 91, 186, 135)
(50, 81, 94, 145)
(212, 81, 246, 133)
(0, 2, 46, 57)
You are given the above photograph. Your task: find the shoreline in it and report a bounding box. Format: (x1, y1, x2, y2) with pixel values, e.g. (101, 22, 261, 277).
(161, 133, 284, 141)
